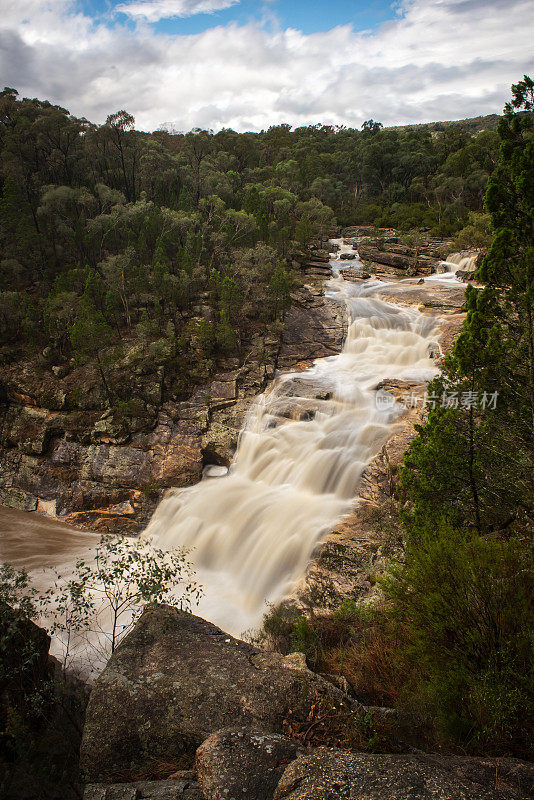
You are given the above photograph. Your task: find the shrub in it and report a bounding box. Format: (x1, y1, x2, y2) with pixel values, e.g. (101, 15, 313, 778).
(382, 523, 534, 756)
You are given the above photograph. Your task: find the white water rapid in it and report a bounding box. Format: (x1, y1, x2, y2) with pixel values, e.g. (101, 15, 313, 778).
(426, 251, 478, 284)
(143, 242, 441, 637)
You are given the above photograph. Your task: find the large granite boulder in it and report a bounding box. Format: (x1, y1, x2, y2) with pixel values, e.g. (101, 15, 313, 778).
(196, 727, 302, 800)
(273, 749, 533, 800)
(80, 606, 363, 782)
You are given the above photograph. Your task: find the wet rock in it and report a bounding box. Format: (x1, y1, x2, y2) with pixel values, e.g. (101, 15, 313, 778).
(456, 269, 477, 282)
(196, 727, 302, 800)
(339, 252, 357, 260)
(341, 268, 371, 281)
(201, 412, 244, 465)
(273, 749, 528, 800)
(80, 606, 363, 782)
(278, 289, 346, 370)
(358, 245, 440, 273)
(80, 445, 152, 488)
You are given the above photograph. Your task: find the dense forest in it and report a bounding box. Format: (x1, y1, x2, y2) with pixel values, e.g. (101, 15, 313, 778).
(0, 86, 499, 403)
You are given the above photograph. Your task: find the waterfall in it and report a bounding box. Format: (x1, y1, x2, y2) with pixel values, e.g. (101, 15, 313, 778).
(143, 243, 441, 637)
(426, 251, 478, 283)
(444, 252, 479, 272)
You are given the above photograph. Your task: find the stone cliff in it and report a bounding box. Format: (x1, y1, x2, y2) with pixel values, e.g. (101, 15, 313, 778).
(0, 282, 344, 533)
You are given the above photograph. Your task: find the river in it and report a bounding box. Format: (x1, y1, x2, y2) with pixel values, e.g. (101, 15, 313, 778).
(142, 241, 445, 635)
(1, 241, 466, 650)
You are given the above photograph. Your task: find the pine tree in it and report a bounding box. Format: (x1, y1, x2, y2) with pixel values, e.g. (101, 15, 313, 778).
(401, 78, 534, 534)
(477, 75, 534, 434)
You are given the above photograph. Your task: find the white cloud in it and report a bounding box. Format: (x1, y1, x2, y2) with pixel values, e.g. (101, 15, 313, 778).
(0, 0, 533, 132)
(115, 0, 240, 23)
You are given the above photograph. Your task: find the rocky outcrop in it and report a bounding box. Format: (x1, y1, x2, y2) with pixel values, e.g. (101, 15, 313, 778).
(340, 227, 456, 275)
(273, 749, 533, 800)
(456, 268, 477, 282)
(80, 606, 363, 783)
(340, 267, 371, 281)
(357, 243, 441, 274)
(196, 727, 302, 800)
(0, 284, 344, 533)
(84, 779, 202, 799)
(278, 287, 345, 370)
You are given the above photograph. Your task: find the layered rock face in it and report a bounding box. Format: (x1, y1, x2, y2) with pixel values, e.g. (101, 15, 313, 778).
(341, 227, 456, 275)
(0, 284, 344, 533)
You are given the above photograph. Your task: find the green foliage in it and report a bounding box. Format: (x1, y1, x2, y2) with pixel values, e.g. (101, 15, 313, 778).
(290, 616, 321, 667)
(267, 262, 292, 319)
(50, 535, 202, 666)
(393, 77, 534, 758)
(69, 299, 113, 364)
(382, 524, 534, 755)
(453, 212, 492, 250)
(401, 76, 534, 534)
(0, 565, 46, 719)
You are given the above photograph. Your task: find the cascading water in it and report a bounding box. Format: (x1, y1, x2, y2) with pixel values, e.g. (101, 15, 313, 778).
(426, 251, 478, 283)
(143, 242, 441, 637)
(443, 252, 479, 272)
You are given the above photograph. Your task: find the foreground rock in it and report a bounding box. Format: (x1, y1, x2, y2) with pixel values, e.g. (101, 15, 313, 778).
(196, 727, 302, 800)
(80, 606, 363, 782)
(273, 749, 533, 800)
(84, 779, 202, 799)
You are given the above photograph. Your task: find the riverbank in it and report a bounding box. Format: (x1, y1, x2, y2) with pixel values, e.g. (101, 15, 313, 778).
(0, 232, 474, 638)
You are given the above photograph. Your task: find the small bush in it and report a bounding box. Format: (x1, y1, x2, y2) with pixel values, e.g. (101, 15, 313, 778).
(382, 524, 534, 756)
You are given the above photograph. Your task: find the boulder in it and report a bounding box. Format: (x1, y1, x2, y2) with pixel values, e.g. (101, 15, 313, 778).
(196, 727, 302, 800)
(273, 749, 531, 800)
(84, 779, 202, 799)
(456, 269, 477, 282)
(80, 606, 363, 782)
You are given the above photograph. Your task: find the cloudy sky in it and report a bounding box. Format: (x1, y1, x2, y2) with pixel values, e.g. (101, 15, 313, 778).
(1, 0, 533, 132)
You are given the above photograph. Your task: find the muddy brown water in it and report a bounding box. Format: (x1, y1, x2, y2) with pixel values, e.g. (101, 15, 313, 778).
(0, 505, 97, 589)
